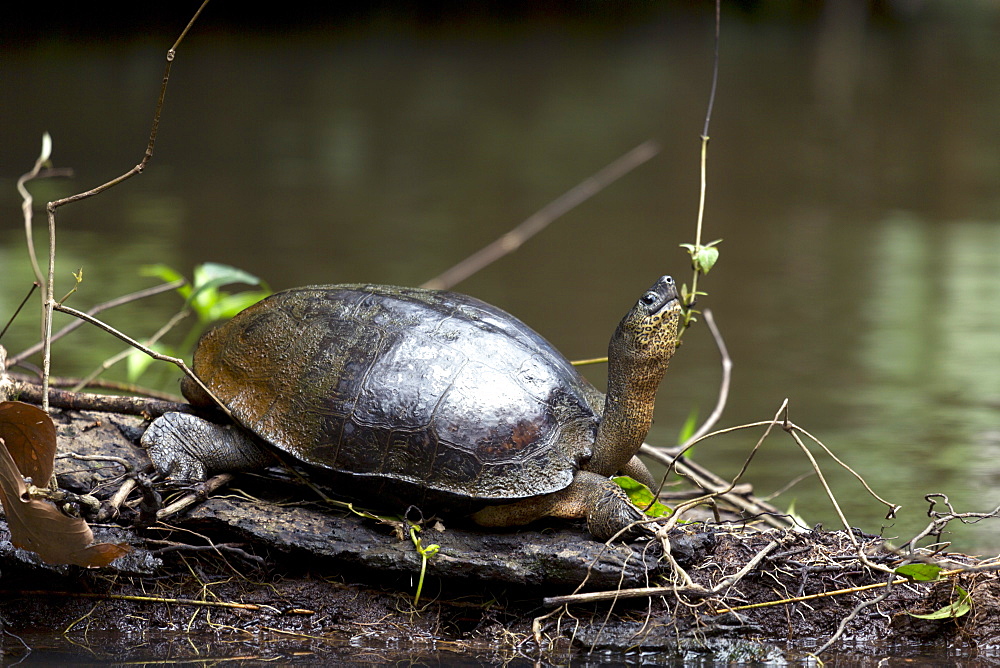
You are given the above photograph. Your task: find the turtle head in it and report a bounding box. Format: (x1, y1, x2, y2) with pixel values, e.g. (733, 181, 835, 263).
(612, 275, 682, 365)
(587, 276, 683, 478)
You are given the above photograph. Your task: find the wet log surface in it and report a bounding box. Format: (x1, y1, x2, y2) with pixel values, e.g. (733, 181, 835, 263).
(1, 404, 999, 664)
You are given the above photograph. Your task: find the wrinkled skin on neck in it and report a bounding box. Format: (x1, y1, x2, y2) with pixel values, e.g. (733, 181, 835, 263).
(585, 278, 682, 479)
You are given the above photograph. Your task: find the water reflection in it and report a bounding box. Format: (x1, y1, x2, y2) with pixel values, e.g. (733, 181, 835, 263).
(1, 5, 998, 556)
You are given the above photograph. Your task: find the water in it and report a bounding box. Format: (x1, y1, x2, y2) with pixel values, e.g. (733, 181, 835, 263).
(1, 0, 998, 601)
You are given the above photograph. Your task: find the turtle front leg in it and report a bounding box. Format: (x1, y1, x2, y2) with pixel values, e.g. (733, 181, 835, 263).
(471, 470, 648, 541)
(142, 412, 273, 481)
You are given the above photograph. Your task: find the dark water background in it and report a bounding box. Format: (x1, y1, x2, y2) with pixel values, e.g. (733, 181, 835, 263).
(2, 0, 998, 569)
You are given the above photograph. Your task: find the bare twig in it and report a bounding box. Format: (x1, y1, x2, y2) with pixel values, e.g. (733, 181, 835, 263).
(55, 452, 135, 470)
(71, 308, 190, 392)
(42, 2, 210, 215)
(541, 539, 781, 608)
(14, 374, 181, 402)
(783, 420, 857, 541)
(645, 399, 899, 540)
(16, 135, 69, 285)
(156, 473, 235, 519)
(12, 381, 188, 417)
(900, 494, 1000, 553)
(145, 539, 267, 566)
(789, 422, 899, 514)
(713, 571, 918, 615)
(682, 308, 731, 445)
(0, 283, 38, 344)
(421, 140, 660, 291)
(51, 303, 230, 420)
(714, 539, 781, 591)
(813, 575, 897, 655)
(6, 280, 184, 369)
(641, 404, 796, 531)
(33, 0, 211, 413)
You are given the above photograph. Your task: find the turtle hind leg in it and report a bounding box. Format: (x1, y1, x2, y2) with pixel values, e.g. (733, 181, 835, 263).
(470, 470, 647, 541)
(141, 412, 272, 481)
(618, 455, 656, 490)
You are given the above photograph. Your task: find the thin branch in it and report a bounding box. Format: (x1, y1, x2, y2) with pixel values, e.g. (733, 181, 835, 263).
(41, 195, 56, 412)
(542, 539, 780, 608)
(71, 308, 189, 392)
(17, 147, 71, 285)
(784, 423, 857, 541)
(156, 473, 235, 519)
(714, 539, 780, 591)
(639, 446, 791, 530)
(813, 576, 897, 656)
(43, 1, 211, 214)
(702, 0, 721, 139)
(683, 308, 730, 446)
(640, 403, 813, 532)
(51, 303, 230, 420)
(421, 140, 660, 291)
(713, 572, 919, 615)
(791, 422, 899, 512)
(900, 494, 1000, 554)
(12, 381, 189, 417)
(10, 373, 182, 402)
(680, 0, 722, 330)
(145, 539, 267, 566)
(36, 0, 211, 413)
(0, 283, 38, 343)
(7, 280, 183, 368)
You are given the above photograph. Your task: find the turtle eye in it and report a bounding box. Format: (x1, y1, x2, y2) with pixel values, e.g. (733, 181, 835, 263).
(641, 291, 658, 306)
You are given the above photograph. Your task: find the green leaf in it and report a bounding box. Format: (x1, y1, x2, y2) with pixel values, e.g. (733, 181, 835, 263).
(143, 263, 270, 323)
(677, 407, 699, 446)
(192, 262, 263, 292)
(783, 500, 811, 530)
(40, 132, 53, 163)
(896, 564, 943, 582)
(694, 245, 719, 274)
(207, 290, 271, 321)
(188, 263, 268, 322)
(907, 585, 972, 620)
(613, 476, 672, 518)
(141, 264, 191, 298)
(679, 239, 723, 275)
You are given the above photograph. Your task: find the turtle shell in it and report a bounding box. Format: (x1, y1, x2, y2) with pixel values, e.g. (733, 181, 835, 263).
(187, 285, 603, 509)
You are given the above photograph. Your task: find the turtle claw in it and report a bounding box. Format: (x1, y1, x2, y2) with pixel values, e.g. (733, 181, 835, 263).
(142, 413, 211, 482)
(587, 482, 652, 542)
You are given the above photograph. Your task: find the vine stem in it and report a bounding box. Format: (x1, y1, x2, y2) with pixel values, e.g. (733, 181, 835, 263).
(688, 135, 709, 309)
(680, 0, 720, 329)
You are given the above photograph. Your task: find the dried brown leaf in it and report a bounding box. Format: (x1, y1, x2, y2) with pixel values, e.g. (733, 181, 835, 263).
(0, 401, 57, 484)
(0, 436, 129, 568)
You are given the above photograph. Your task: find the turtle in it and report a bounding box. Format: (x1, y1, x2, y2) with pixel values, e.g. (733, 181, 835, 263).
(142, 275, 682, 540)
